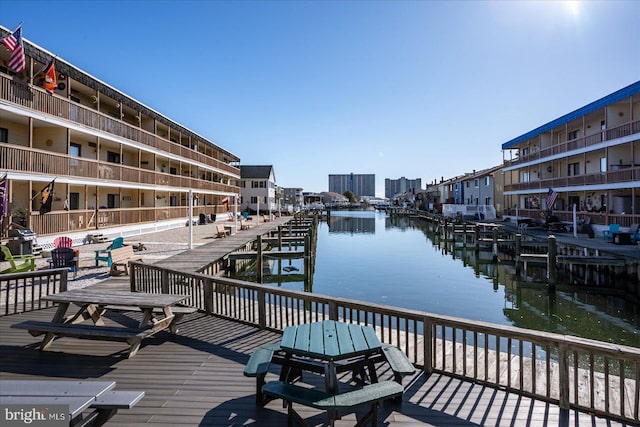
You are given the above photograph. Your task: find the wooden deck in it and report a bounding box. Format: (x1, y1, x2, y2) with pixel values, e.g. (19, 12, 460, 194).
(0, 306, 629, 426)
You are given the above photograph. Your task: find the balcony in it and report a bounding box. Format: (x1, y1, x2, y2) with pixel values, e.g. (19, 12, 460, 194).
(504, 120, 640, 167)
(0, 144, 238, 193)
(0, 74, 239, 177)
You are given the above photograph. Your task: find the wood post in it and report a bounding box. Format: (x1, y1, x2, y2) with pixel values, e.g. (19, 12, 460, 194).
(257, 234, 263, 283)
(548, 235, 557, 286)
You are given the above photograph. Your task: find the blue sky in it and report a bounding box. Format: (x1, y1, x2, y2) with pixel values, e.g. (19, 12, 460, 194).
(1, 1, 638, 197)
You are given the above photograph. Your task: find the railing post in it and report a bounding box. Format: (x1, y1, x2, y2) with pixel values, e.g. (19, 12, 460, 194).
(203, 277, 213, 314)
(258, 288, 266, 330)
(161, 268, 169, 294)
(424, 316, 433, 375)
(558, 341, 570, 410)
(328, 301, 338, 321)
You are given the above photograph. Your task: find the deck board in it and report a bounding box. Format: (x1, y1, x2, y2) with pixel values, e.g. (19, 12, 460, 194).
(0, 307, 628, 426)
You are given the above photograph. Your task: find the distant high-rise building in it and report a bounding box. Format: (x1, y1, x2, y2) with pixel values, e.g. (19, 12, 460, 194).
(385, 177, 422, 199)
(328, 173, 375, 197)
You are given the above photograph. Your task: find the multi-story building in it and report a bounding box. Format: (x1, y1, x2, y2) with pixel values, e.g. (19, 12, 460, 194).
(239, 165, 276, 215)
(501, 81, 640, 228)
(0, 26, 240, 243)
(328, 173, 375, 198)
(384, 177, 421, 199)
(282, 187, 304, 210)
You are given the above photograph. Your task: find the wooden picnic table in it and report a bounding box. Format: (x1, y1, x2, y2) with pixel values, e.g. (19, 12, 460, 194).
(0, 379, 144, 426)
(11, 289, 189, 358)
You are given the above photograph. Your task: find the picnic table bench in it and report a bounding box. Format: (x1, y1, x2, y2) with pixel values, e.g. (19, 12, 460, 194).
(0, 380, 144, 427)
(263, 380, 403, 427)
(109, 245, 143, 275)
(11, 289, 189, 358)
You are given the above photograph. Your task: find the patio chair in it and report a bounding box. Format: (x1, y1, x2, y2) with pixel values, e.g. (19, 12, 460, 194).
(0, 245, 36, 274)
(107, 237, 124, 250)
(629, 223, 640, 243)
(602, 224, 620, 240)
(54, 236, 73, 248)
(50, 247, 77, 279)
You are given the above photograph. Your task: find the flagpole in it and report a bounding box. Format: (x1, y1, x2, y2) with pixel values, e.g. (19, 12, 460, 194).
(188, 189, 193, 250)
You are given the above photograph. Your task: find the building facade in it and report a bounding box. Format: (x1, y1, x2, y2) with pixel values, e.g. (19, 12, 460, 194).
(501, 81, 640, 228)
(239, 165, 276, 215)
(328, 173, 375, 198)
(0, 26, 240, 243)
(384, 177, 422, 199)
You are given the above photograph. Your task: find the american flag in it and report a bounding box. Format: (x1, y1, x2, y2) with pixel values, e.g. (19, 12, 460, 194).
(547, 188, 558, 209)
(1, 23, 26, 73)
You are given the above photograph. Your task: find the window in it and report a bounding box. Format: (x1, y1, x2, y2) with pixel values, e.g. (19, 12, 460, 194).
(568, 162, 580, 176)
(0, 127, 7, 143)
(521, 147, 529, 156)
(474, 179, 479, 188)
(600, 157, 607, 173)
(69, 143, 81, 157)
(250, 196, 258, 204)
(107, 151, 120, 164)
(568, 130, 579, 140)
(484, 176, 490, 186)
(521, 172, 530, 182)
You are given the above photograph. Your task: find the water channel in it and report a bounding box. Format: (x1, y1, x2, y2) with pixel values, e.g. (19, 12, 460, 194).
(232, 210, 640, 348)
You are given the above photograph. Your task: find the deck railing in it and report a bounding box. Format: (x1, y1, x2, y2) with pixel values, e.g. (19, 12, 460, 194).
(1, 264, 637, 423)
(128, 261, 640, 424)
(0, 269, 68, 316)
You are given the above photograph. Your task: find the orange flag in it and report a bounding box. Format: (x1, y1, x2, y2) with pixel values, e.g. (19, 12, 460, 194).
(43, 59, 57, 95)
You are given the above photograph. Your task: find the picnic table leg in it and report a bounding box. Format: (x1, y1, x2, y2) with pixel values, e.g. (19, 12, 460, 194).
(85, 303, 105, 326)
(127, 337, 142, 358)
(41, 302, 70, 349)
(140, 308, 154, 328)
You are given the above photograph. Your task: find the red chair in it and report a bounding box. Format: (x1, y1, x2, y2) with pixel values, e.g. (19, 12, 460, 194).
(54, 236, 73, 248)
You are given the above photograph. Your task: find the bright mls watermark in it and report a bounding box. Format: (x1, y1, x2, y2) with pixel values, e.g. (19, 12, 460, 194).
(1, 405, 67, 426)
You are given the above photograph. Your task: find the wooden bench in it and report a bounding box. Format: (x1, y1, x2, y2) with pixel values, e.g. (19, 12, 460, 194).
(11, 320, 157, 358)
(243, 342, 282, 405)
(262, 380, 403, 427)
(381, 344, 415, 386)
(216, 224, 230, 238)
(109, 246, 143, 276)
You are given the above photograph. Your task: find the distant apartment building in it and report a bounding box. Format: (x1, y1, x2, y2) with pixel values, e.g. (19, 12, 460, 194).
(501, 81, 640, 228)
(328, 173, 375, 198)
(282, 187, 304, 209)
(385, 177, 422, 199)
(239, 165, 276, 214)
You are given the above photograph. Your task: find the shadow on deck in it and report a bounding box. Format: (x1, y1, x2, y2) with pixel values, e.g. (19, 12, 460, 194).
(0, 307, 629, 426)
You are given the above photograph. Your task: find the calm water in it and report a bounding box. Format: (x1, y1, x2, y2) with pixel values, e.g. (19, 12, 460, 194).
(234, 210, 640, 347)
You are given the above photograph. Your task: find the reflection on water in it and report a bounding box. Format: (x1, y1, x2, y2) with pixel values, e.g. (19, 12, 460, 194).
(233, 210, 640, 347)
(328, 213, 376, 234)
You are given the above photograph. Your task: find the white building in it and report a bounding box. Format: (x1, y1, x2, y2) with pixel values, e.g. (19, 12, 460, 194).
(239, 165, 276, 215)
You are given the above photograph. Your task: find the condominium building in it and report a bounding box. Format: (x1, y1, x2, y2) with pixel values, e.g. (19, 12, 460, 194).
(0, 26, 240, 242)
(501, 81, 640, 227)
(384, 177, 421, 199)
(328, 173, 375, 198)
